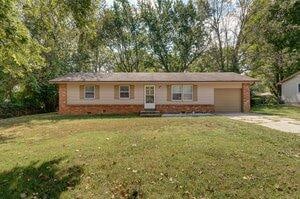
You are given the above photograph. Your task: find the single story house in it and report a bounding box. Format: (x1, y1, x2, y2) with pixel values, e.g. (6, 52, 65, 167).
(49, 72, 257, 115)
(279, 71, 300, 104)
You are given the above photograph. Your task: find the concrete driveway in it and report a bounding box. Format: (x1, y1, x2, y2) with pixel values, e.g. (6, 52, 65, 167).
(225, 113, 300, 134)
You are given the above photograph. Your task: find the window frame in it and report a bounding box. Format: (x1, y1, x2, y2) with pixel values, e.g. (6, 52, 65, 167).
(171, 85, 182, 101)
(84, 85, 95, 100)
(171, 85, 193, 102)
(119, 85, 130, 99)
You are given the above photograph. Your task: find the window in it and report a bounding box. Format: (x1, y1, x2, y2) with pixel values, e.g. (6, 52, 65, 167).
(119, 85, 130, 99)
(298, 84, 300, 93)
(172, 85, 193, 101)
(172, 85, 182, 100)
(85, 85, 95, 99)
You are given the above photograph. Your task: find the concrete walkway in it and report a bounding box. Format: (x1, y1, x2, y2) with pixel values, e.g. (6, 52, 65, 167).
(225, 113, 300, 134)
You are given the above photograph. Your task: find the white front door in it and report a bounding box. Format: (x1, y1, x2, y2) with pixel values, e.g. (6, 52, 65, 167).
(144, 85, 155, 109)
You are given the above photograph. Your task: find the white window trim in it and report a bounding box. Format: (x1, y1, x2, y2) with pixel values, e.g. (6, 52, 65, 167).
(84, 85, 95, 100)
(119, 85, 130, 99)
(171, 85, 193, 102)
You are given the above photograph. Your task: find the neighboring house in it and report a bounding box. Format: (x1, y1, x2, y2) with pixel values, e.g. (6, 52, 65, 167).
(49, 72, 257, 115)
(279, 71, 300, 104)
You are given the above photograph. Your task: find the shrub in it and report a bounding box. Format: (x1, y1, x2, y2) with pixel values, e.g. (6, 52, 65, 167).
(251, 95, 277, 107)
(0, 102, 45, 119)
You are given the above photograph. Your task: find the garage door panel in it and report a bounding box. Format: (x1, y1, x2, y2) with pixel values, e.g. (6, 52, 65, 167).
(214, 89, 241, 112)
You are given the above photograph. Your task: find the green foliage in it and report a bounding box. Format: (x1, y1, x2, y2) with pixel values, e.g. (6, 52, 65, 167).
(100, 0, 151, 72)
(140, 0, 209, 71)
(66, 0, 93, 28)
(0, 0, 44, 100)
(66, 0, 105, 72)
(0, 0, 105, 116)
(245, 0, 300, 99)
(251, 95, 277, 107)
(0, 101, 42, 119)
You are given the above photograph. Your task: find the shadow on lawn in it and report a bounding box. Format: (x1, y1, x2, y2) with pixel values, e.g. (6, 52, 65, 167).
(0, 134, 16, 144)
(0, 158, 83, 199)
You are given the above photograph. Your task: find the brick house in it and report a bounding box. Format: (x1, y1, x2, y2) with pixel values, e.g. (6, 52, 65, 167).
(50, 72, 257, 115)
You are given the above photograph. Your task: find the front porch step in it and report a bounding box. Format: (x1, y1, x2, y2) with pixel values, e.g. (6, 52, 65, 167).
(140, 110, 161, 117)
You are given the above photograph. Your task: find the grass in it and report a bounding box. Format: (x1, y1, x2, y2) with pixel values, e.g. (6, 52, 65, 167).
(0, 113, 299, 198)
(252, 105, 300, 120)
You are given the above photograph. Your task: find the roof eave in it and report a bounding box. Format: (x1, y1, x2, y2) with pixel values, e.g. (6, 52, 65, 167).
(49, 80, 259, 84)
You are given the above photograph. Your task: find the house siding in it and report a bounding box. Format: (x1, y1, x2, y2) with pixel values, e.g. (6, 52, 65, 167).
(58, 82, 248, 115)
(67, 82, 242, 105)
(281, 74, 300, 103)
(67, 83, 144, 105)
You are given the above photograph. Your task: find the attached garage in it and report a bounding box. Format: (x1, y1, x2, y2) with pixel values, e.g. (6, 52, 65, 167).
(214, 89, 242, 112)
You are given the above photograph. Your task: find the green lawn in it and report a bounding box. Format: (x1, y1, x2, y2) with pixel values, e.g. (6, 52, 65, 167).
(0, 114, 299, 198)
(252, 105, 300, 120)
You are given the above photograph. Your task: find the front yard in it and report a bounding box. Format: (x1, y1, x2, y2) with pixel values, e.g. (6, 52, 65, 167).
(0, 114, 299, 198)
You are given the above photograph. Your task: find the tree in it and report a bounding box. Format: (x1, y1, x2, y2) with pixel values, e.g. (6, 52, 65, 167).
(19, 0, 106, 111)
(99, 0, 150, 72)
(244, 0, 299, 100)
(140, 0, 209, 72)
(67, 0, 106, 72)
(0, 0, 44, 101)
(206, 0, 253, 72)
(21, 0, 77, 111)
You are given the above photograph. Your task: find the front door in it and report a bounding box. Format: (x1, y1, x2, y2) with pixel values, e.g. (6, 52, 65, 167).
(144, 85, 155, 109)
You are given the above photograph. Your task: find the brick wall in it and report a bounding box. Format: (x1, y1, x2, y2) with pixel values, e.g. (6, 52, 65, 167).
(156, 104, 214, 114)
(242, 83, 251, 112)
(63, 104, 144, 115)
(58, 84, 68, 114)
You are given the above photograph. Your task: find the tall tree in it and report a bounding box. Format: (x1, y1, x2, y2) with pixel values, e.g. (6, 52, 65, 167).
(0, 0, 44, 101)
(207, 0, 253, 72)
(140, 0, 209, 72)
(100, 0, 149, 72)
(67, 0, 106, 72)
(245, 0, 299, 99)
(21, 0, 77, 111)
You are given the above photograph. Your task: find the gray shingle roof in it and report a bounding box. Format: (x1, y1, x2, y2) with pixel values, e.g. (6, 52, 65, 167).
(49, 72, 258, 83)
